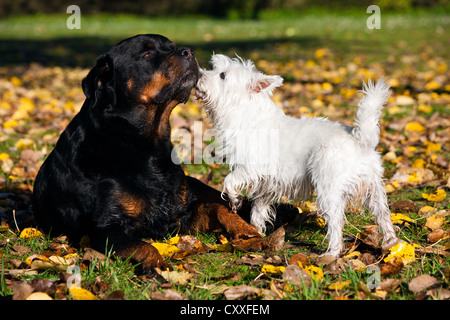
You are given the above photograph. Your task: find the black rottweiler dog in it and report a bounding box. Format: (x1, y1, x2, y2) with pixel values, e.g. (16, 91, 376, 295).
(33, 34, 273, 272)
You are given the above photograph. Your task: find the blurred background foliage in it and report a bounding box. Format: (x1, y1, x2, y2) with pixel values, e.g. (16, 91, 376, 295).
(0, 0, 448, 18)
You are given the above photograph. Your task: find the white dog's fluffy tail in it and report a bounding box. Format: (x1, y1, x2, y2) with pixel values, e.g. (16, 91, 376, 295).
(353, 79, 391, 149)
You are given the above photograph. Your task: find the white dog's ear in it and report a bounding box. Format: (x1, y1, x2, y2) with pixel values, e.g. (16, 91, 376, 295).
(251, 75, 283, 94)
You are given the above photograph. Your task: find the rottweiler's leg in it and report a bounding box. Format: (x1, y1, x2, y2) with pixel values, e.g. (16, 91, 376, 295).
(189, 202, 267, 251)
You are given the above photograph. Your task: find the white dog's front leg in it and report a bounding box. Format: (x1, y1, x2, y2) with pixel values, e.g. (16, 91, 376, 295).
(223, 173, 244, 213)
(250, 197, 275, 234)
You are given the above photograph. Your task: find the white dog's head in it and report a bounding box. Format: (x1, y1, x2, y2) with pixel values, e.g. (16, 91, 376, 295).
(195, 54, 283, 121)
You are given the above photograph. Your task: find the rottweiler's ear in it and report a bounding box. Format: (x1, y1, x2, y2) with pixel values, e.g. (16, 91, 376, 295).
(82, 54, 114, 100)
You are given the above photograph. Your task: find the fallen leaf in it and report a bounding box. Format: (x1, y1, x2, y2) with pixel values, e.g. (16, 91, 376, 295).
(289, 253, 310, 266)
(378, 278, 402, 292)
(425, 213, 447, 231)
(390, 200, 417, 212)
(151, 289, 185, 300)
(408, 274, 439, 293)
(12, 283, 33, 300)
(151, 242, 181, 258)
(404, 121, 426, 134)
(26, 292, 53, 300)
(427, 229, 449, 243)
(298, 262, 324, 281)
(380, 256, 404, 276)
(391, 213, 415, 226)
(419, 206, 437, 215)
(69, 287, 98, 300)
(224, 285, 261, 300)
(328, 280, 351, 290)
(347, 259, 367, 272)
(384, 242, 417, 265)
(19, 227, 43, 239)
(266, 226, 285, 251)
(159, 270, 194, 285)
(422, 189, 446, 202)
(261, 264, 285, 275)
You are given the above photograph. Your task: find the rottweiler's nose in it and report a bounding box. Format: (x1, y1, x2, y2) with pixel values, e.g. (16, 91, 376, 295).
(180, 47, 193, 58)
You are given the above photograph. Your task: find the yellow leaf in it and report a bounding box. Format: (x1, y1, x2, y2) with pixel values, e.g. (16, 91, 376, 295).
(261, 264, 285, 275)
(69, 287, 98, 300)
(151, 242, 180, 258)
(404, 122, 426, 134)
(425, 213, 446, 231)
(422, 189, 446, 202)
(411, 158, 426, 169)
(302, 264, 324, 281)
(424, 141, 441, 154)
(418, 206, 437, 215)
(15, 138, 35, 150)
(0, 153, 10, 161)
(343, 251, 361, 259)
(315, 217, 326, 228)
(425, 80, 440, 91)
(297, 201, 317, 213)
(25, 254, 50, 266)
(218, 234, 229, 244)
(383, 242, 416, 265)
(407, 172, 421, 183)
(20, 227, 43, 239)
(391, 213, 414, 226)
(167, 236, 180, 245)
(385, 184, 396, 194)
(328, 280, 351, 290)
(314, 48, 326, 59)
(417, 104, 432, 114)
(3, 120, 18, 130)
(10, 76, 23, 86)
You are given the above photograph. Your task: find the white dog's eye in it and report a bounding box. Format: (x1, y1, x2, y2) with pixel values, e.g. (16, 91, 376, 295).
(220, 72, 226, 80)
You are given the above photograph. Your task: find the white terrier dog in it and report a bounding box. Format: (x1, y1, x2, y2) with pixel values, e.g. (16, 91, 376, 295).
(195, 54, 400, 256)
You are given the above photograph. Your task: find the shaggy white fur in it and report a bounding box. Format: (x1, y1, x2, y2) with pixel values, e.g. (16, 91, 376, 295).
(195, 54, 400, 256)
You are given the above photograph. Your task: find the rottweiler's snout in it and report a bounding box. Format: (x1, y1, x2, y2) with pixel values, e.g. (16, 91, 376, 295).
(179, 47, 194, 59)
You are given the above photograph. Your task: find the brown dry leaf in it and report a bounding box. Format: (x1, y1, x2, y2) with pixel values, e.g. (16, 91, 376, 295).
(151, 289, 185, 300)
(427, 229, 449, 243)
(289, 253, 310, 266)
(408, 274, 440, 293)
(173, 235, 209, 259)
(282, 264, 312, 287)
(12, 282, 33, 300)
(390, 200, 417, 212)
(378, 278, 402, 292)
(158, 270, 194, 285)
(11, 244, 31, 256)
(266, 226, 285, 251)
(224, 285, 261, 300)
(380, 256, 404, 276)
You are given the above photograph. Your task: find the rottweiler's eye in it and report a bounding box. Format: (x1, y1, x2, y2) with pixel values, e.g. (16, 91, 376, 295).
(142, 50, 155, 59)
(220, 72, 226, 80)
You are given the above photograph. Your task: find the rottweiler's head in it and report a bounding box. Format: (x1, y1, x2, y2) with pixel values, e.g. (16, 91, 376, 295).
(82, 34, 199, 135)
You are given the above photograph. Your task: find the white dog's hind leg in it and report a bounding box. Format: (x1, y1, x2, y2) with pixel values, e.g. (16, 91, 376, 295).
(316, 193, 347, 257)
(367, 181, 401, 250)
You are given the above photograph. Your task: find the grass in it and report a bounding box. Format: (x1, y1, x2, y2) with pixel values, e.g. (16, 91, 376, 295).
(0, 9, 449, 300)
(0, 9, 448, 67)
